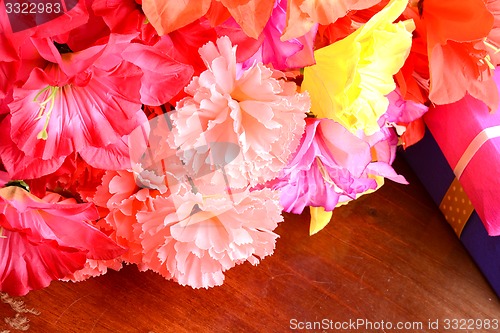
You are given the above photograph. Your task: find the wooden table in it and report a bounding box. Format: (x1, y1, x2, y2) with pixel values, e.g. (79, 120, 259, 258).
(1, 157, 499, 333)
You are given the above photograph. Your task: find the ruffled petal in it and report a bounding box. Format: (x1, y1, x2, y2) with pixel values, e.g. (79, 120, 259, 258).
(171, 36, 308, 188)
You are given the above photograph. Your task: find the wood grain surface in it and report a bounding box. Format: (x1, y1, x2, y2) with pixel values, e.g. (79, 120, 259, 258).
(1, 157, 499, 333)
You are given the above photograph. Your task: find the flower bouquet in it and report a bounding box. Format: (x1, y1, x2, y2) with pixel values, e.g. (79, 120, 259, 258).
(1, 0, 498, 296)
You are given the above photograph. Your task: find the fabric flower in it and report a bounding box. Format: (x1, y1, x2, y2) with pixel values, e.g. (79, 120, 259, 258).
(170, 36, 308, 188)
(301, 0, 415, 135)
(0, 187, 125, 296)
(268, 116, 407, 233)
(137, 187, 282, 288)
(5, 28, 191, 177)
(63, 258, 123, 282)
(7, 33, 142, 162)
(269, 117, 374, 215)
(407, 0, 500, 110)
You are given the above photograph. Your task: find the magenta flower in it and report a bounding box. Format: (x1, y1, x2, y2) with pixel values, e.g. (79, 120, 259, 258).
(269, 117, 375, 214)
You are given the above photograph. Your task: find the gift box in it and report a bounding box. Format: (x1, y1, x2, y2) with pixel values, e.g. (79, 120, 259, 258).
(403, 127, 500, 297)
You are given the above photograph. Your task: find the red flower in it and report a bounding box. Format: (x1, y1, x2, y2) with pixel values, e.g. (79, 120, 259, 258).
(0, 187, 125, 296)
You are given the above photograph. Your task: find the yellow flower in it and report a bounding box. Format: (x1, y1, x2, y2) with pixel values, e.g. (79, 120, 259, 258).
(301, 0, 415, 135)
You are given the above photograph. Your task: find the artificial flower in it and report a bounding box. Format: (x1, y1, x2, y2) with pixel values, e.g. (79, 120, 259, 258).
(6, 30, 191, 176)
(384, 88, 428, 147)
(170, 36, 308, 188)
(0, 187, 125, 296)
(268, 117, 374, 215)
(0, 0, 490, 295)
(301, 0, 415, 135)
(410, 0, 500, 110)
(137, 187, 282, 288)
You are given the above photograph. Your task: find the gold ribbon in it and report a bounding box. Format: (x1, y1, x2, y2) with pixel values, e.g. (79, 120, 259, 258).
(439, 178, 475, 237)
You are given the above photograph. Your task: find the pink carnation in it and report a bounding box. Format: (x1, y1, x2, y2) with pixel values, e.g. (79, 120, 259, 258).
(170, 36, 308, 188)
(137, 187, 282, 288)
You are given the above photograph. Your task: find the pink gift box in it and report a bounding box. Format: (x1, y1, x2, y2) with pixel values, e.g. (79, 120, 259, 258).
(424, 71, 500, 236)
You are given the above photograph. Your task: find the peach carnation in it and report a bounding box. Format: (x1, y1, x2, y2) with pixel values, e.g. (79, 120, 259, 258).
(170, 36, 309, 188)
(137, 187, 283, 289)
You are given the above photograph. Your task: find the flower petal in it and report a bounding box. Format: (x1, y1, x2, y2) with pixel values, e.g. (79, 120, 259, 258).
(309, 206, 333, 235)
(121, 43, 194, 106)
(302, 0, 414, 135)
(142, 0, 212, 35)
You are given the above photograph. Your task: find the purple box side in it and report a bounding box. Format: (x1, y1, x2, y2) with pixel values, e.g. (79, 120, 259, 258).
(402, 130, 500, 298)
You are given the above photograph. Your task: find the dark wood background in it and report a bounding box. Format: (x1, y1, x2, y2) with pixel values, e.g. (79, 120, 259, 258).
(1, 157, 499, 333)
